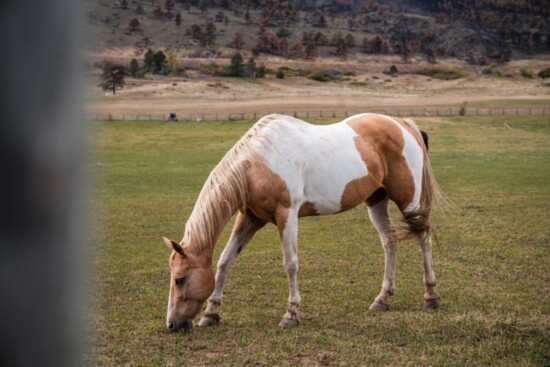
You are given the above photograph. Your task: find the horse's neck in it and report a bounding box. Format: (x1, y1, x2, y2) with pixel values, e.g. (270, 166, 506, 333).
(182, 167, 246, 257)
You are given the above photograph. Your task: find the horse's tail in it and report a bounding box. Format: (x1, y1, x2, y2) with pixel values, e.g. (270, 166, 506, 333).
(398, 119, 441, 242)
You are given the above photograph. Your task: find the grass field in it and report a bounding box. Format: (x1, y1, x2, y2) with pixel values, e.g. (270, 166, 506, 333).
(88, 115, 550, 366)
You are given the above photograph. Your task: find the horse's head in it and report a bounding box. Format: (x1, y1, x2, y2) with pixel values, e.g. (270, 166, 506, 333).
(163, 237, 214, 332)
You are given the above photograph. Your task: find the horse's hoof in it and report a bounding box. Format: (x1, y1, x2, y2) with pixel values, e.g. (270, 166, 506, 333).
(278, 316, 300, 329)
(369, 300, 389, 311)
(424, 297, 440, 310)
(198, 313, 220, 327)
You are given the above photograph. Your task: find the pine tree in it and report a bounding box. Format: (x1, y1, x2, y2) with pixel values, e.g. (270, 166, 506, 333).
(230, 31, 244, 50)
(198, 0, 208, 13)
(204, 22, 217, 46)
(244, 57, 256, 78)
(335, 38, 348, 60)
(175, 13, 181, 27)
(190, 24, 202, 41)
(164, 0, 174, 13)
(228, 52, 244, 77)
(99, 63, 127, 95)
(135, 2, 144, 14)
(316, 14, 326, 28)
(129, 58, 139, 77)
(304, 39, 317, 60)
(129, 18, 141, 31)
(345, 33, 355, 47)
(153, 51, 166, 73)
(144, 49, 155, 71)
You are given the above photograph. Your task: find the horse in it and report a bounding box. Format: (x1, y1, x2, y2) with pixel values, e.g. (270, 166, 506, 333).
(162, 113, 441, 331)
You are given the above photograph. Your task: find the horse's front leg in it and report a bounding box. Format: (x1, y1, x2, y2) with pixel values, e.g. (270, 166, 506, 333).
(276, 208, 301, 329)
(198, 211, 266, 326)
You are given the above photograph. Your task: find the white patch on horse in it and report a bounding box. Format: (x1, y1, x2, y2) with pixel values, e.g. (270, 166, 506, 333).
(250, 115, 369, 214)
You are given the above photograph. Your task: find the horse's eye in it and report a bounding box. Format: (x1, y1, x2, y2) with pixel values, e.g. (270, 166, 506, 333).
(175, 277, 185, 286)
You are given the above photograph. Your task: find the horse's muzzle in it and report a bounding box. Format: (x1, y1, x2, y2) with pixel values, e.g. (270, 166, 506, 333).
(168, 318, 193, 332)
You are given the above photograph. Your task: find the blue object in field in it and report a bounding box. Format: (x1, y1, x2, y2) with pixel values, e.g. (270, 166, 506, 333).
(169, 112, 177, 121)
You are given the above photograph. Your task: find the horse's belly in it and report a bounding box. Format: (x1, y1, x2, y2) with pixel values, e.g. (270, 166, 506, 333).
(302, 160, 371, 215)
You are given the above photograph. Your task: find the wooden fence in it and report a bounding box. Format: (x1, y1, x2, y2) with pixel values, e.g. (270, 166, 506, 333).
(83, 107, 550, 122)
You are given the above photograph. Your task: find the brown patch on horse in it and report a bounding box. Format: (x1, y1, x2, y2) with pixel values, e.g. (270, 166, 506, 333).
(298, 201, 319, 217)
(346, 115, 415, 212)
(244, 160, 291, 229)
(338, 135, 384, 211)
(340, 176, 381, 212)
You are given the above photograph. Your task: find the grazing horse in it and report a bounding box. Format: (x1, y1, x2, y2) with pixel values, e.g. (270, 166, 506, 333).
(163, 113, 440, 331)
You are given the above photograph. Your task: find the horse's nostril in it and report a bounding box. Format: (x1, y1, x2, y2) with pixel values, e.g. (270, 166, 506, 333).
(168, 322, 175, 330)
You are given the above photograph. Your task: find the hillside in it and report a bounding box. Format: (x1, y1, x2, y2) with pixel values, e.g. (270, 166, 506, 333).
(85, 0, 550, 65)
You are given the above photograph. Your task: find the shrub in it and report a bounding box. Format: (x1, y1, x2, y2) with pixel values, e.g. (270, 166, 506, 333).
(520, 68, 533, 78)
(308, 70, 334, 82)
(255, 65, 266, 78)
(482, 64, 502, 77)
(275, 68, 285, 79)
(196, 62, 230, 77)
(342, 68, 356, 76)
(389, 65, 398, 74)
(538, 68, 550, 78)
(415, 67, 468, 80)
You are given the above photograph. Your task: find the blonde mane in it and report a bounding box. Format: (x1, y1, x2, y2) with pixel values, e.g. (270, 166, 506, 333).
(181, 119, 272, 254)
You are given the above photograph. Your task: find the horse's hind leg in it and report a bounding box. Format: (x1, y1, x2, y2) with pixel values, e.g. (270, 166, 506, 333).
(367, 195, 397, 311)
(418, 231, 440, 309)
(198, 210, 266, 327)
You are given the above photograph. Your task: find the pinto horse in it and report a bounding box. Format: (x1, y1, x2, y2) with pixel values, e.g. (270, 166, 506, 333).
(163, 113, 440, 331)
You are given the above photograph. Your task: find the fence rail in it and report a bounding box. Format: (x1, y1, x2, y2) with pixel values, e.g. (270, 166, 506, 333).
(83, 107, 550, 122)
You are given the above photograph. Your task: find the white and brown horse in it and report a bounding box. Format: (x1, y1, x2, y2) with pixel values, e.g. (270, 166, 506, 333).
(162, 113, 440, 331)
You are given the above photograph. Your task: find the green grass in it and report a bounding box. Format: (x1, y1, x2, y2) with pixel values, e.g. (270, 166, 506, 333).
(88, 116, 550, 366)
(469, 99, 550, 108)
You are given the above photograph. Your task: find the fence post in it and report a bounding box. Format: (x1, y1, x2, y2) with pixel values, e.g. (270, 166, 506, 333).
(529, 108, 532, 115)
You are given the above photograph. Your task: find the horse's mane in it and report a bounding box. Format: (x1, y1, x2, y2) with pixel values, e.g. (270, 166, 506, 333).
(182, 116, 276, 254)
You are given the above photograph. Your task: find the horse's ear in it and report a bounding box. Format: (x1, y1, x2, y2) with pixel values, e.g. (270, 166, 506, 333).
(162, 237, 185, 256)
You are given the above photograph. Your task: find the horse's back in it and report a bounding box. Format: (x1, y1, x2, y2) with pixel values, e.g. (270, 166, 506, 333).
(246, 113, 426, 217)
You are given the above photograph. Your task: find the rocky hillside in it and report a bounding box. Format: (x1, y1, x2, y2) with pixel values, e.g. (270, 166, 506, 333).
(84, 0, 550, 65)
